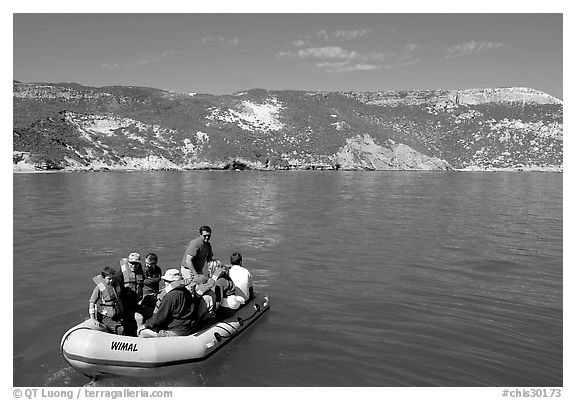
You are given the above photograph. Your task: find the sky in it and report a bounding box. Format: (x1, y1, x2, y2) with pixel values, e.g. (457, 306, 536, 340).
(12, 12, 564, 98)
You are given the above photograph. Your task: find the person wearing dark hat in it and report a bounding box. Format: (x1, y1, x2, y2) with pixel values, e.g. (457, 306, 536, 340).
(190, 274, 217, 331)
(137, 269, 195, 338)
(180, 225, 214, 278)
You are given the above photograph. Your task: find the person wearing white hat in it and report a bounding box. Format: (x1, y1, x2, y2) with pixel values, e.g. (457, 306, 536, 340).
(137, 268, 195, 338)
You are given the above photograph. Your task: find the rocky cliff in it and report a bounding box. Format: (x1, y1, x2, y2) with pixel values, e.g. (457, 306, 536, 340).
(13, 81, 562, 172)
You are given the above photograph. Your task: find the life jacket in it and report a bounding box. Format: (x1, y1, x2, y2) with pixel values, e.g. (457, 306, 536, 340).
(92, 275, 124, 318)
(153, 278, 192, 314)
(120, 258, 144, 297)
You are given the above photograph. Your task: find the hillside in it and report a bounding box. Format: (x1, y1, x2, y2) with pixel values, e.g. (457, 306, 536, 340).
(13, 81, 563, 172)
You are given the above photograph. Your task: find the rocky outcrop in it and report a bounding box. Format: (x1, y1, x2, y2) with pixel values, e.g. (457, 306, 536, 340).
(13, 81, 563, 172)
(334, 135, 452, 171)
(448, 87, 562, 106)
(340, 87, 561, 107)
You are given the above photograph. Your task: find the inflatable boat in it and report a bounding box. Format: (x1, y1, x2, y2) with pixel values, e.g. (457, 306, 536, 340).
(61, 292, 270, 378)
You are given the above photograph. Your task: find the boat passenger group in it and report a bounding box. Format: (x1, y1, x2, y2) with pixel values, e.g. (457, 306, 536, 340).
(88, 225, 254, 338)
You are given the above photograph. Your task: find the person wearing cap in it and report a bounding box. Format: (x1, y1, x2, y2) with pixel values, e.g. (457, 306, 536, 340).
(228, 252, 254, 302)
(118, 252, 145, 336)
(181, 225, 214, 278)
(190, 274, 218, 331)
(120, 252, 145, 310)
(88, 267, 126, 335)
(137, 268, 195, 338)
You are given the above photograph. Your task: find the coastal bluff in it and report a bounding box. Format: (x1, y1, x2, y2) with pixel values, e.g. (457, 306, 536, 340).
(13, 81, 562, 172)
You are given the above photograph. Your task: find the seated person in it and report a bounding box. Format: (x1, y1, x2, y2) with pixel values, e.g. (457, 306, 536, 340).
(140, 252, 163, 319)
(227, 252, 254, 302)
(190, 274, 218, 332)
(211, 261, 245, 319)
(89, 267, 125, 335)
(137, 269, 195, 338)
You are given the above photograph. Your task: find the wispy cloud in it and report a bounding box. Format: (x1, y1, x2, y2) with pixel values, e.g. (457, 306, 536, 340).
(101, 34, 246, 70)
(277, 45, 395, 73)
(102, 49, 176, 70)
(291, 39, 312, 48)
(290, 28, 370, 45)
(405, 43, 418, 52)
(277, 41, 420, 73)
(201, 36, 244, 47)
(315, 61, 384, 73)
(297, 46, 360, 60)
(276, 29, 422, 73)
(314, 29, 370, 41)
(445, 41, 505, 58)
(278, 46, 392, 62)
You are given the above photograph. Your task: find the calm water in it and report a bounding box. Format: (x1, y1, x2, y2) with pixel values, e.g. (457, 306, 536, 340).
(12, 171, 562, 387)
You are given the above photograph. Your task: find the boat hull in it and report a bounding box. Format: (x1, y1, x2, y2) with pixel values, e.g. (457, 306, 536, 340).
(61, 292, 270, 378)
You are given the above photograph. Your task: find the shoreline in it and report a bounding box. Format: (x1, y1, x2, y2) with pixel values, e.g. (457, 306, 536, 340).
(12, 166, 564, 174)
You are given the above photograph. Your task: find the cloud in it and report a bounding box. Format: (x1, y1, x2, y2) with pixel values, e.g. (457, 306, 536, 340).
(315, 61, 383, 73)
(298, 46, 360, 60)
(276, 44, 414, 73)
(445, 41, 505, 58)
(201, 36, 243, 47)
(102, 63, 120, 70)
(102, 34, 246, 70)
(101, 49, 176, 70)
(313, 29, 370, 41)
(276, 33, 422, 73)
(315, 30, 330, 40)
(334, 29, 370, 40)
(291, 39, 311, 48)
(278, 46, 391, 62)
(405, 43, 418, 52)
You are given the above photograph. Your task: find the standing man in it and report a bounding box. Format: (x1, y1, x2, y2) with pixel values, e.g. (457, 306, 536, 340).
(120, 252, 145, 312)
(181, 225, 214, 279)
(119, 252, 145, 336)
